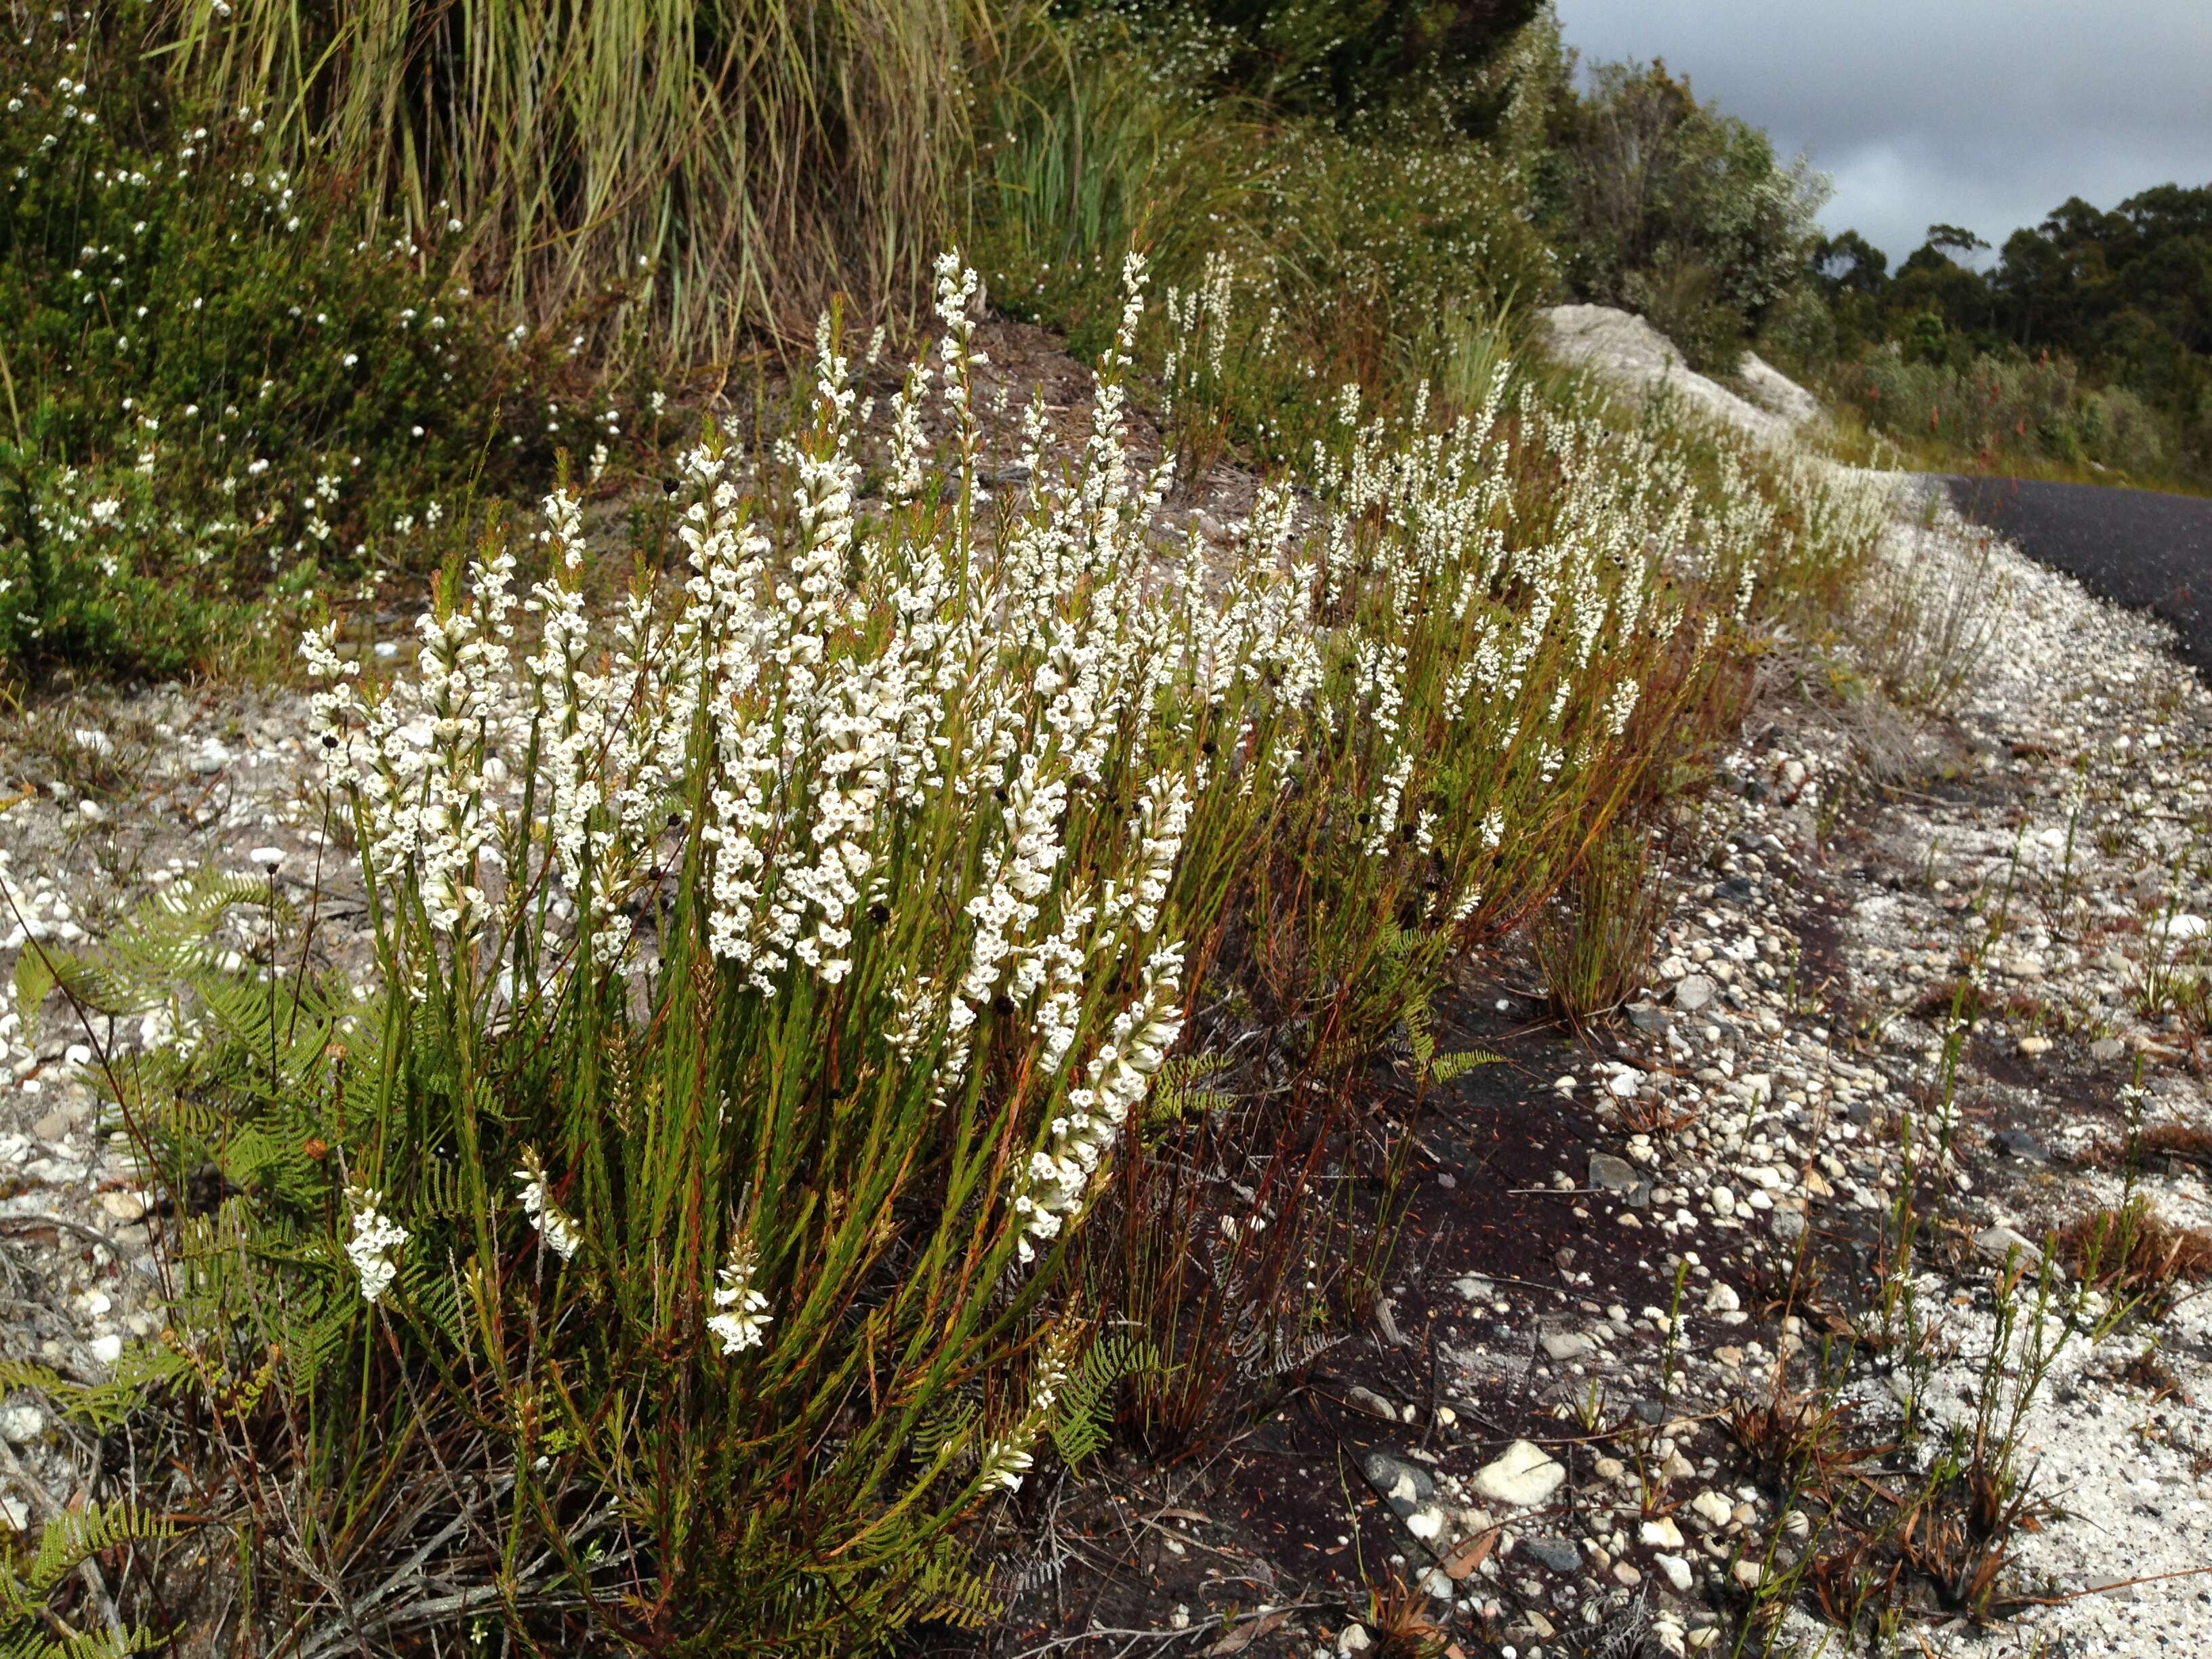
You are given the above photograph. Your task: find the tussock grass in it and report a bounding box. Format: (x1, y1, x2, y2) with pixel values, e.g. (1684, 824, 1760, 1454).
(159, 0, 1021, 357)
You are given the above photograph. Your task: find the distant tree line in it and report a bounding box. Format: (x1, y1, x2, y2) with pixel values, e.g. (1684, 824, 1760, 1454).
(1799, 187, 2212, 476)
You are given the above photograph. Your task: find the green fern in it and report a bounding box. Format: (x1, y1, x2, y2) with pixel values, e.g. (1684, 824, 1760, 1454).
(1048, 1334, 1158, 1468)
(0, 1349, 188, 1437)
(1140, 1052, 1233, 1137)
(1401, 996, 1500, 1086)
(14, 872, 282, 1034)
(0, 1501, 171, 1658)
(908, 1396, 979, 1467)
(1427, 1046, 1504, 1085)
(895, 1542, 1001, 1631)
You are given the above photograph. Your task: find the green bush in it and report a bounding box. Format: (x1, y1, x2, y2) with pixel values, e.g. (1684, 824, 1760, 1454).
(1755, 283, 1841, 379)
(973, 13, 1553, 457)
(1537, 58, 1828, 371)
(1100, 0, 1546, 132)
(0, 16, 601, 679)
(1830, 344, 2171, 477)
(1622, 255, 1748, 375)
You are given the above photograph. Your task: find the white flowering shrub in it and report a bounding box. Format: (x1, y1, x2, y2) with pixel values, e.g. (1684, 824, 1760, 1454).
(75, 249, 1887, 1647)
(0, 16, 611, 679)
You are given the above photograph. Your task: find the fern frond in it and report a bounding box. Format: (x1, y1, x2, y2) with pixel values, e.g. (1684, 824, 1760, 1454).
(1404, 1000, 1437, 1071)
(893, 1542, 1000, 1631)
(909, 1397, 979, 1465)
(0, 1347, 188, 1435)
(1, 1500, 171, 1659)
(1141, 1052, 1233, 1134)
(1048, 1334, 1157, 1469)
(16, 872, 284, 1035)
(1428, 1047, 1503, 1084)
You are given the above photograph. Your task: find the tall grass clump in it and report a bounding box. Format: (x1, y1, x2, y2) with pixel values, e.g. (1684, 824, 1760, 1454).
(35, 253, 1890, 1649)
(157, 0, 1018, 357)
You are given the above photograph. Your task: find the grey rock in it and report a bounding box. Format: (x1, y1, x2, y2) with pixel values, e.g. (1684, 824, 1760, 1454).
(1361, 1451, 1435, 1517)
(2089, 1036, 2127, 1063)
(1347, 1385, 1401, 1422)
(1628, 1003, 1672, 1035)
(1770, 1208, 1807, 1244)
(1994, 1129, 2049, 1162)
(1673, 974, 1715, 1012)
(1588, 1152, 1641, 1193)
(1975, 1224, 2037, 1265)
(1541, 1330, 1595, 1361)
(1521, 1536, 1582, 1574)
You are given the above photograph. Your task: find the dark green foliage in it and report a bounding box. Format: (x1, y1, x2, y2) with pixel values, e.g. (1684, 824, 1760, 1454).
(1101, 0, 1544, 131)
(0, 14, 579, 680)
(1534, 58, 1828, 372)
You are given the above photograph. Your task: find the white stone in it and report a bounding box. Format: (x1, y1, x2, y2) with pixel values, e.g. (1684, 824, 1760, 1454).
(98, 1189, 146, 1222)
(1689, 1490, 1734, 1528)
(1674, 974, 1715, 1012)
(0, 1404, 43, 1444)
(1655, 1553, 1695, 1594)
(1474, 1441, 1567, 1509)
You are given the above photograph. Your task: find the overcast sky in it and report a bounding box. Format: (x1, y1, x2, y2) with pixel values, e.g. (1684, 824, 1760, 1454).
(1552, 1, 2212, 265)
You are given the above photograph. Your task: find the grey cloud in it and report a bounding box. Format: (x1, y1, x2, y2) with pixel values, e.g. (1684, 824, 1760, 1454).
(1552, 0, 2212, 260)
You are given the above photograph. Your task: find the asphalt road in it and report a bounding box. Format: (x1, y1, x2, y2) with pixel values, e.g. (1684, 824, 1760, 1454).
(1933, 474, 2212, 674)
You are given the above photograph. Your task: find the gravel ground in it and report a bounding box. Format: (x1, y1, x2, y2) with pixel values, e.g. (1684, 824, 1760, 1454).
(1936, 474, 2212, 675)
